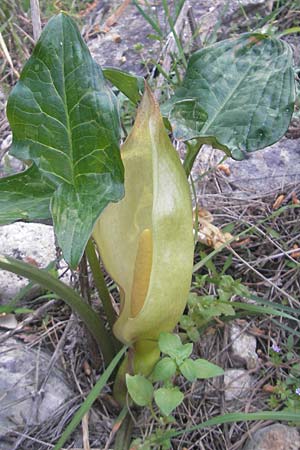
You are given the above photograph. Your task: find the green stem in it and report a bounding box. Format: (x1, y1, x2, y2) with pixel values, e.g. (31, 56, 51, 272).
(153, 61, 177, 85)
(114, 411, 134, 450)
(0, 254, 115, 366)
(183, 140, 202, 176)
(86, 239, 117, 330)
(162, 0, 187, 68)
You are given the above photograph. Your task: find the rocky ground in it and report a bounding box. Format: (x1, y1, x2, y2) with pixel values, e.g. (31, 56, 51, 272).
(0, 1, 299, 449)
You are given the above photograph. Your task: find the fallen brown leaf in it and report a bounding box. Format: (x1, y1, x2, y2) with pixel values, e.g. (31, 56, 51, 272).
(231, 237, 250, 248)
(291, 244, 300, 259)
(292, 191, 300, 205)
(249, 326, 266, 336)
(79, 0, 98, 16)
(105, 0, 131, 29)
(83, 360, 92, 376)
(262, 384, 275, 393)
(272, 194, 285, 210)
(217, 164, 231, 176)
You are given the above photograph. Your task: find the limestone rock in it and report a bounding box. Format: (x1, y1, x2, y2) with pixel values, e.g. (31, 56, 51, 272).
(242, 424, 300, 450)
(224, 369, 253, 401)
(0, 223, 56, 302)
(0, 337, 73, 446)
(194, 138, 300, 198)
(0, 222, 70, 303)
(0, 133, 12, 154)
(230, 324, 258, 369)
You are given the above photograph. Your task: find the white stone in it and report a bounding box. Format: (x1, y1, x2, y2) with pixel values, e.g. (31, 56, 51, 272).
(0, 338, 73, 442)
(0, 133, 12, 153)
(0, 222, 57, 302)
(242, 424, 300, 450)
(230, 324, 258, 369)
(224, 369, 253, 401)
(0, 313, 18, 329)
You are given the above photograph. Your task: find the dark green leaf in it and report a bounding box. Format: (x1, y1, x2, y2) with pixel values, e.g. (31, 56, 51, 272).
(179, 358, 224, 381)
(103, 67, 144, 104)
(50, 174, 123, 266)
(126, 374, 153, 406)
(164, 33, 295, 159)
(0, 165, 53, 224)
(154, 387, 184, 416)
(166, 99, 207, 140)
(6, 13, 124, 267)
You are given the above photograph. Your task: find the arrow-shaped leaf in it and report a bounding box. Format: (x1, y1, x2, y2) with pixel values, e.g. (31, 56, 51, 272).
(0, 164, 53, 224)
(6, 13, 124, 267)
(164, 33, 295, 160)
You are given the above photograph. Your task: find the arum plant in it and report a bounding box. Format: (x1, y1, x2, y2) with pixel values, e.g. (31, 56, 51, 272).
(0, 10, 297, 447)
(93, 84, 194, 399)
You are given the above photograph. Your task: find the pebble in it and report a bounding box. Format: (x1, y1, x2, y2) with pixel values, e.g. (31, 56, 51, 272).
(242, 424, 300, 450)
(0, 337, 73, 448)
(230, 323, 258, 369)
(0, 222, 68, 303)
(224, 369, 253, 401)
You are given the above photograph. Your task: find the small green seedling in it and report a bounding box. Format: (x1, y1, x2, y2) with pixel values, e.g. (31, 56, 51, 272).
(181, 273, 251, 341)
(126, 332, 223, 419)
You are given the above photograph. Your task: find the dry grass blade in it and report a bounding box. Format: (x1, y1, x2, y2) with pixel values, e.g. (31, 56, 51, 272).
(30, 0, 42, 41)
(82, 412, 90, 450)
(0, 31, 19, 78)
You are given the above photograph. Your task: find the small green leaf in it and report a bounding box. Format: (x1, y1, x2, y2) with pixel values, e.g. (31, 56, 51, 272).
(130, 439, 151, 450)
(164, 33, 295, 160)
(186, 327, 200, 343)
(291, 364, 300, 376)
(159, 332, 193, 365)
(287, 335, 294, 351)
(0, 164, 54, 224)
(180, 314, 194, 329)
(103, 67, 144, 104)
(6, 13, 124, 268)
(151, 357, 177, 382)
(159, 332, 182, 353)
(126, 374, 154, 406)
(179, 358, 224, 381)
(213, 302, 236, 316)
(154, 387, 184, 416)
